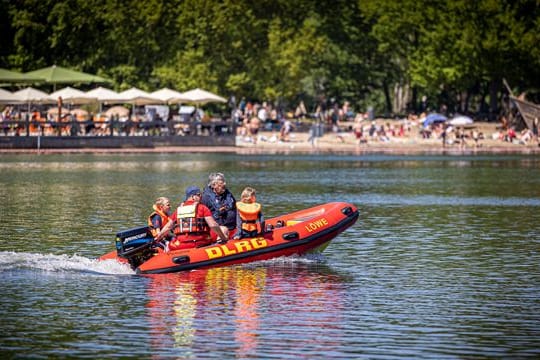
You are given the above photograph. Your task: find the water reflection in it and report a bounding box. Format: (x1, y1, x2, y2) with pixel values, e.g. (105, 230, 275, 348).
(233, 268, 264, 356)
(146, 274, 196, 351)
(144, 262, 348, 358)
(2, 153, 540, 358)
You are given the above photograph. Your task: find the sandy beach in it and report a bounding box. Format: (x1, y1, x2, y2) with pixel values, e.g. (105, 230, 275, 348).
(1, 121, 539, 155)
(236, 121, 540, 155)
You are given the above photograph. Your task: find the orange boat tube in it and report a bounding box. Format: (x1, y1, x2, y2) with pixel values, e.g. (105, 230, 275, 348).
(99, 202, 359, 274)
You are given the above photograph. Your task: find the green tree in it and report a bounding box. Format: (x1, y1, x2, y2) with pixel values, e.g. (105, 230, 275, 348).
(153, 0, 264, 97)
(2, 0, 538, 117)
(410, 0, 540, 117)
(360, 0, 428, 114)
(362, 0, 540, 117)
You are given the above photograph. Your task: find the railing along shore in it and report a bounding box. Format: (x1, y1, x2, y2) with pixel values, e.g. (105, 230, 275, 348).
(0, 119, 236, 149)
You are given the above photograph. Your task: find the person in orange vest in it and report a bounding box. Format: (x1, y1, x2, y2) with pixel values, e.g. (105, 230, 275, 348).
(148, 197, 173, 242)
(233, 187, 265, 240)
(154, 186, 228, 250)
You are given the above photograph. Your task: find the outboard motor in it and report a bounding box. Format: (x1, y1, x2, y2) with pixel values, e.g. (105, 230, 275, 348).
(115, 226, 155, 269)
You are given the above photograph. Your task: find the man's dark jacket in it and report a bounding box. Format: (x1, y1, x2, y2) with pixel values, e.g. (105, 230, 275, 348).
(201, 185, 237, 230)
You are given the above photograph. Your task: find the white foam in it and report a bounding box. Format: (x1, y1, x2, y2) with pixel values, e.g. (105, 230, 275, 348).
(0, 251, 134, 275)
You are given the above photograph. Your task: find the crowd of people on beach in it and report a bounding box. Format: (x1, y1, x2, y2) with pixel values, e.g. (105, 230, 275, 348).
(234, 98, 366, 144)
(2, 96, 539, 148)
(233, 99, 540, 149)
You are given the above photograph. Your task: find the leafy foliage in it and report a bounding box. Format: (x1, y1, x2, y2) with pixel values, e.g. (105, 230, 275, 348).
(1, 0, 539, 117)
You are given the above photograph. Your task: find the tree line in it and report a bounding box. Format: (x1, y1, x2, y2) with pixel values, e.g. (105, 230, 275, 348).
(1, 0, 539, 120)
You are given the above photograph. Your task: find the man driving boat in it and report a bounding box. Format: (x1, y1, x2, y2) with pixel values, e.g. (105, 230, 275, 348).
(201, 172, 237, 240)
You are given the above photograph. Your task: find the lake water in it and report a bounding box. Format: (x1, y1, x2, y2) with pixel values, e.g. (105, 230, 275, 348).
(1, 153, 539, 359)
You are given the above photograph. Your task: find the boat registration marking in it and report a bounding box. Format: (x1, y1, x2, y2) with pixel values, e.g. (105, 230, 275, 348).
(205, 237, 268, 259)
(304, 217, 329, 233)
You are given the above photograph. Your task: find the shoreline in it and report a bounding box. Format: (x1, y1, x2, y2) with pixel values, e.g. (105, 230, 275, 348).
(232, 129, 540, 155)
(1, 141, 538, 156)
(1, 122, 539, 155)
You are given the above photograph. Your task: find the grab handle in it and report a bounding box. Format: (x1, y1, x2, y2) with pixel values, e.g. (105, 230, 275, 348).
(282, 232, 299, 241)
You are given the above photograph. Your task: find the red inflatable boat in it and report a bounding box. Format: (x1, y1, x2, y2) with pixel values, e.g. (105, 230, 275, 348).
(99, 202, 358, 274)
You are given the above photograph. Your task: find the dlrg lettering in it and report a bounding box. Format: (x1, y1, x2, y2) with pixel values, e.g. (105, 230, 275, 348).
(205, 237, 268, 259)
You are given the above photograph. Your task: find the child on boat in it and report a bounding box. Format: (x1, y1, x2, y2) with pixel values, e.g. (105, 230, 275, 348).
(233, 187, 265, 240)
(148, 197, 173, 246)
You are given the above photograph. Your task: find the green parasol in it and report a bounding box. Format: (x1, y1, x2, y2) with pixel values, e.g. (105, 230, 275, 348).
(0, 68, 43, 83)
(24, 65, 110, 89)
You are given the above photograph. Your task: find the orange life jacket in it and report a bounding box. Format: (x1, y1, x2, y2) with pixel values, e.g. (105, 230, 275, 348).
(147, 205, 171, 238)
(237, 202, 262, 232)
(173, 202, 210, 235)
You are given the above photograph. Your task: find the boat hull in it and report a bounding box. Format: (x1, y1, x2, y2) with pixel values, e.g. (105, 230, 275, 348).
(99, 202, 358, 274)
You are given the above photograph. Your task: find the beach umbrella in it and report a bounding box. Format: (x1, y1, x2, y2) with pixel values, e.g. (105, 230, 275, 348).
(13, 87, 56, 118)
(49, 87, 97, 105)
(86, 87, 124, 103)
(70, 108, 89, 118)
(0, 88, 21, 104)
(422, 113, 447, 126)
(0, 68, 44, 83)
(104, 105, 130, 117)
(117, 87, 161, 105)
(151, 87, 189, 104)
(449, 115, 474, 126)
(13, 87, 55, 104)
(24, 65, 110, 89)
(47, 107, 71, 116)
(86, 86, 125, 113)
(180, 88, 226, 105)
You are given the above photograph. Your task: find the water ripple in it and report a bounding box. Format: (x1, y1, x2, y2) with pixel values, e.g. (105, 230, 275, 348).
(2, 153, 540, 358)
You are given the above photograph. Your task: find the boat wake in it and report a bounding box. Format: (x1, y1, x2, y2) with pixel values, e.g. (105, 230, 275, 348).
(0, 251, 327, 276)
(0, 251, 134, 275)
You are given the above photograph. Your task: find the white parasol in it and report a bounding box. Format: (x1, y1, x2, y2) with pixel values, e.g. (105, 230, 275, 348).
(117, 87, 161, 105)
(0, 88, 20, 104)
(104, 105, 130, 117)
(49, 86, 97, 105)
(449, 115, 474, 126)
(13, 87, 55, 104)
(179, 88, 226, 105)
(151, 88, 189, 104)
(86, 87, 124, 103)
